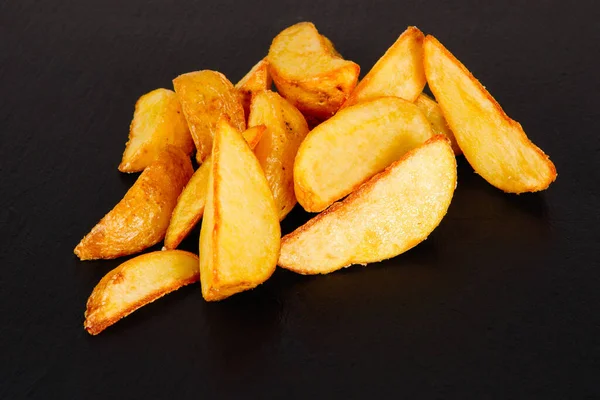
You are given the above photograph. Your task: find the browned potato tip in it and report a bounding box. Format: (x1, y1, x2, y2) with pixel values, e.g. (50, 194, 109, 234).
(279, 135, 457, 275)
(173, 70, 246, 163)
(119, 88, 194, 173)
(423, 35, 556, 193)
(84, 250, 199, 335)
(294, 96, 433, 212)
(236, 58, 272, 120)
(199, 118, 280, 301)
(74, 146, 193, 260)
(268, 22, 360, 122)
(248, 90, 309, 220)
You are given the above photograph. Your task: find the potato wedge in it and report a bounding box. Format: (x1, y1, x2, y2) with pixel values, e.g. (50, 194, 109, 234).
(119, 89, 194, 173)
(74, 147, 193, 260)
(415, 93, 461, 155)
(199, 118, 280, 301)
(163, 125, 266, 250)
(279, 136, 456, 275)
(268, 22, 360, 122)
(248, 91, 309, 220)
(320, 34, 342, 57)
(294, 96, 433, 212)
(423, 35, 556, 192)
(342, 26, 426, 108)
(173, 70, 246, 163)
(84, 250, 199, 335)
(236, 59, 272, 119)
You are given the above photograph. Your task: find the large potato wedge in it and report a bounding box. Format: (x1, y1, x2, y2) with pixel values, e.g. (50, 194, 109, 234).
(415, 93, 461, 155)
(279, 135, 456, 275)
(248, 91, 309, 220)
(173, 70, 246, 163)
(163, 125, 266, 250)
(74, 147, 193, 260)
(119, 89, 194, 173)
(235, 59, 272, 119)
(423, 35, 556, 193)
(294, 97, 433, 212)
(199, 118, 280, 301)
(268, 22, 360, 122)
(84, 250, 199, 335)
(342, 26, 426, 108)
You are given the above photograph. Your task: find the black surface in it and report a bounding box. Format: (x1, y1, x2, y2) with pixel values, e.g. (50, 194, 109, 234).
(2, 0, 599, 398)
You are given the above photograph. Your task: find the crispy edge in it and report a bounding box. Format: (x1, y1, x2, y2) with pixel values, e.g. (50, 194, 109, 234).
(280, 135, 454, 274)
(84, 250, 199, 335)
(423, 35, 556, 191)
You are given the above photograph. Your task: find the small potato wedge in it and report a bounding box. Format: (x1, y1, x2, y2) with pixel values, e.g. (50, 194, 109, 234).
(119, 89, 194, 173)
(164, 125, 266, 250)
(199, 118, 280, 301)
(415, 93, 461, 155)
(423, 35, 556, 193)
(74, 147, 193, 260)
(268, 22, 360, 122)
(342, 26, 426, 108)
(279, 136, 456, 275)
(173, 70, 246, 163)
(294, 96, 433, 212)
(84, 250, 199, 335)
(236, 59, 272, 119)
(248, 91, 309, 220)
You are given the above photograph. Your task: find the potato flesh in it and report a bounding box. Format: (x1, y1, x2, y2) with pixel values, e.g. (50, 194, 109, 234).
(423, 35, 556, 193)
(343, 26, 426, 108)
(248, 91, 309, 220)
(173, 70, 246, 163)
(236, 59, 272, 119)
(279, 136, 456, 275)
(84, 250, 199, 335)
(163, 125, 266, 250)
(74, 147, 193, 260)
(294, 97, 433, 212)
(268, 22, 360, 120)
(199, 119, 280, 301)
(415, 93, 461, 155)
(119, 89, 194, 173)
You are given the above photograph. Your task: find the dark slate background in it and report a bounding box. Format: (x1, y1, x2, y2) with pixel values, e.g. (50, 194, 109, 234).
(1, 0, 599, 398)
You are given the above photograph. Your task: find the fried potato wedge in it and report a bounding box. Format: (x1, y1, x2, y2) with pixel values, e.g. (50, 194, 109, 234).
(236, 59, 272, 119)
(74, 147, 193, 260)
(279, 136, 456, 275)
(342, 26, 426, 108)
(119, 89, 194, 173)
(268, 22, 360, 122)
(199, 118, 280, 301)
(294, 97, 433, 212)
(423, 35, 556, 192)
(84, 250, 199, 335)
(320, 34, 342, 57)
(173, 70, 246, 163)
(163, 125, 266, 250)
(248, 91, 309, 220)
(415, 93, 461, 155)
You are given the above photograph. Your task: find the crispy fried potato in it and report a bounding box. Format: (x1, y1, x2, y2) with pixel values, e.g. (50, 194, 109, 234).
(173, 70, 246, 163)
(199, 118, 280, 301)
(423, 35, 556, 192)
(279, 136, 456, 274)
(84, 250, 199, 335)
(268, 22, 360, 122)
(415, 93, 461, 155)
(320, 34, 342, 57)
(248, 91, 309, 220)
(119, 89, 194, 173)
(294, 97, 433, 212)
(74, 147, 193, 260)
(236, 59, 272, 119)
(342, 26, 426, 108)
(164, 125, 266, 250)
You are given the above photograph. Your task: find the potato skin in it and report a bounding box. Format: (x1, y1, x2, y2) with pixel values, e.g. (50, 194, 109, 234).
(74, 146, 193, 260)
